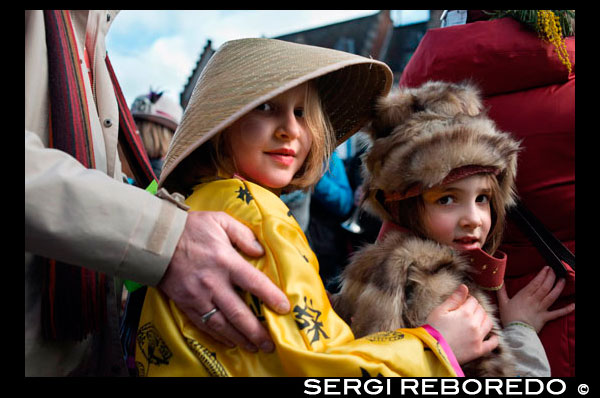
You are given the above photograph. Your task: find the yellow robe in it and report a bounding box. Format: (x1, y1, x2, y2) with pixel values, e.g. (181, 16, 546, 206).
(136, 178, 461, 377)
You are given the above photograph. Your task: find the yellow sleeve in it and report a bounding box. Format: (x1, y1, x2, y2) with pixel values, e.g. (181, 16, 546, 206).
(136, 179, 459, 377)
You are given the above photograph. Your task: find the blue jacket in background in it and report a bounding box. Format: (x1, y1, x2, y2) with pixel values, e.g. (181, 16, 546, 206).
(313, 152, 353, 219)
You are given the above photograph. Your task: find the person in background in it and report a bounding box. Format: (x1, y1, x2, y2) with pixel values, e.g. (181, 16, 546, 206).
(131, 90, 183, 179)
(338, 131, 383, 252)
(308, 151, 353, 292)
(398, 10, 575, 376)
(280, 190, 311, 234)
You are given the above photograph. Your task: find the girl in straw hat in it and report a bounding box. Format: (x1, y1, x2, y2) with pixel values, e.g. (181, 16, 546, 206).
(334, 81, 574, 376)
(134, 38, 499, 376)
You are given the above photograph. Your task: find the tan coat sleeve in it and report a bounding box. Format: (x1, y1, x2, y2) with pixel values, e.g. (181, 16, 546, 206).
(25, 130, 188, 285)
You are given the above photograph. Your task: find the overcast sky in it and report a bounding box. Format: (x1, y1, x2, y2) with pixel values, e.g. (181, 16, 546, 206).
(105, 10, 430, 107)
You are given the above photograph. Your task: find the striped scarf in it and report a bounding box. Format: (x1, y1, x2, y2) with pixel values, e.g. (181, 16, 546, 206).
(41, 10, 156, 341)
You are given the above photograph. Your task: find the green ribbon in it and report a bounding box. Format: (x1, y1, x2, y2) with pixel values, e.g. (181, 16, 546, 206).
(123, 180, 158, 292)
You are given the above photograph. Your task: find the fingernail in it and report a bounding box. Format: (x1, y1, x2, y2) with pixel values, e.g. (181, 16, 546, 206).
(253, 240, 264, 253)
(276, 301, 290, 314)
(260, 341, 275, 353)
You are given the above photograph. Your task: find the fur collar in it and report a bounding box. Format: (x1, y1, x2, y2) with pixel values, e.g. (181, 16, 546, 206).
(377, 220, 506, 291)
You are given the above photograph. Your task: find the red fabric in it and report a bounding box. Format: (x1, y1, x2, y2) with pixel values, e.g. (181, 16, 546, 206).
(384, 166, 499, 202)
(44, 10, 95, 169)
(105, 56, 157, 187)
(399, 18, 574, 95)
(399, 18, 575, 376)
(42, 10, 106, 341)
(464, 248, 506, 291)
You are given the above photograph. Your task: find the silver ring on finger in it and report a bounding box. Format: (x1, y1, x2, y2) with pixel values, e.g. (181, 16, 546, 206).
(200, 307, 219, 324)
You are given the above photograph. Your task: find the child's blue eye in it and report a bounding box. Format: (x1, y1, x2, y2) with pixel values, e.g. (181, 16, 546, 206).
(255, 103, 273, 112)
(294, 108, 304, 118)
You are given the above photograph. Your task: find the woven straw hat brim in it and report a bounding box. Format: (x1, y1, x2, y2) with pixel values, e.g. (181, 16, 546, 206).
(159, 38, 392, 190)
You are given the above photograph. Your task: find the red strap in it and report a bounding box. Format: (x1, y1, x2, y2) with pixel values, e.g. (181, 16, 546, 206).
(44, 10, 95, 168)
(105, 55, 157, 186)
(42, 10, 105, 341)
(83, 44, 93, 87)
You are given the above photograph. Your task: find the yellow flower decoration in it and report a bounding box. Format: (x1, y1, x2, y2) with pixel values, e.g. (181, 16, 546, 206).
(485, 10, 574, 75)
(536, 10, 572, 74)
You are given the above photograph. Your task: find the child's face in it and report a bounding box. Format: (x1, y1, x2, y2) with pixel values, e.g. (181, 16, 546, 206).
(224, 84, 312, 189)
(421, 174, 492, 252)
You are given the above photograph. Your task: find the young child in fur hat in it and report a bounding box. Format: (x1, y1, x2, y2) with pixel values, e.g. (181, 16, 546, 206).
(334, 81, 574, 377)
(134, 39, 503, 377)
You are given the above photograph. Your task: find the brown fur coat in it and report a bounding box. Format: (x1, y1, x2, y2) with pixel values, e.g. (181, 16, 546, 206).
(334, 229, 516, 377)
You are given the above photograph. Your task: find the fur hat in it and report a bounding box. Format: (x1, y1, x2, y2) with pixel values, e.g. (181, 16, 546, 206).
(159, 38, 393, 193)
(362, 80, 521, 221)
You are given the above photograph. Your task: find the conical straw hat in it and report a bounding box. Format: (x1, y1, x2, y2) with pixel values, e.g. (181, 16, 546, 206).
(159, 38, 393, 191)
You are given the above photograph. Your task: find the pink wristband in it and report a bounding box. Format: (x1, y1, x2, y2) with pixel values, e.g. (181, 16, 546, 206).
(422, 324, 464, 377)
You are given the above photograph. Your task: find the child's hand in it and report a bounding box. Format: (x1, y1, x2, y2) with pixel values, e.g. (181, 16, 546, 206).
(497, 266, 575, 333)
(426, 284, 499, 364)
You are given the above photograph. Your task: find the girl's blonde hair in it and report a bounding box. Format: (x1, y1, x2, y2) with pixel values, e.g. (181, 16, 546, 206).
(173, 81, 335, 196)
(137, 120, 176, 159)
(389, 173, 506, 254)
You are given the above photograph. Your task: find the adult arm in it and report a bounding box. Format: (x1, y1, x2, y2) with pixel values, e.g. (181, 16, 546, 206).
(158, 211, 290, 352)
(25, 130, 185, 284)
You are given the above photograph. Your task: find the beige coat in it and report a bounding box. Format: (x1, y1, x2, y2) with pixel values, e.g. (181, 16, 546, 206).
(25, 10, 187, 376)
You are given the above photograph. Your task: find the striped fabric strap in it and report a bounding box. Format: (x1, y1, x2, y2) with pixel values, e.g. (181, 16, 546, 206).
(41, 10, 106, 341)
(44, 10, 95, 168)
